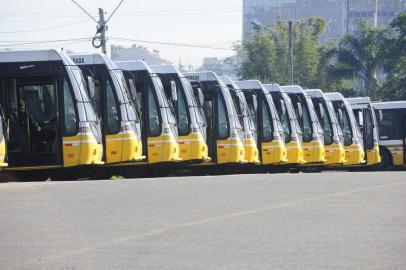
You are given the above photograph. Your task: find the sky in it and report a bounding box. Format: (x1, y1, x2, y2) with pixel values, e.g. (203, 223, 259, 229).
(0, 0, 243, 68)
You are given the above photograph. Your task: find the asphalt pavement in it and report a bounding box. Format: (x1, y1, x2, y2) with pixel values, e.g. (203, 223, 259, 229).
(0, 172, 405, 270)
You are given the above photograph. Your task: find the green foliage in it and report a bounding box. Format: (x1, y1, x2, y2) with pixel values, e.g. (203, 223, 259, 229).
(327, 19, 393, 100)
(237, 17, 327, 88)
(237, 14, 406, 101)
(380, 13, 406, 101)
(236, 33, 277, 83)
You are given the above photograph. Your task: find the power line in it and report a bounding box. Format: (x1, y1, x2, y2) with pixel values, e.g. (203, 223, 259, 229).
(70, 0, 126, 53)
(105, 0, 125, 23)
(0, 36, 237, 51)
(110, 37, 235, 51)
(70, 0, 98, 23)
(1, 6, 244, 18)
(0, 19, 90, 34)
(0, 37, 93, 47)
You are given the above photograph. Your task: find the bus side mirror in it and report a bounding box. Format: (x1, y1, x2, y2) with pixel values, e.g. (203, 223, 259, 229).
(296, 102, 303, 118)
(280, 100, 286, 116)
(170, 81, 177, 102)
(358, 111, 364, 128)
(337, 109, 344, 127)
(87, 76, 96, 99)
(252, 95, 258, 112)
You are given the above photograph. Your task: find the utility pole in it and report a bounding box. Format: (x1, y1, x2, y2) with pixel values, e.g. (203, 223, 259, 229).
(345, 0, 350, 34)
(70, 0, 125, 55)
(97, 8, 107, 54)
(374, 0, 378, 27)
(288, 21, 293, 85)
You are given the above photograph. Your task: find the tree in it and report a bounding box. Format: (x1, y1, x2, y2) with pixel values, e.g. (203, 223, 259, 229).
(236, 32, 279, 83)
(294, 18, 326, 88)
(236, 17, 327, 88)
(327, 20, 392, 100)
(380, 13, 406, 101)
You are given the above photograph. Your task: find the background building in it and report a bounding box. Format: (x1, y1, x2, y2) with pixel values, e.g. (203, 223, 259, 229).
(243, 0, 406, 41)
(111, 44, 171, 65)
(196, 56, 240, 80)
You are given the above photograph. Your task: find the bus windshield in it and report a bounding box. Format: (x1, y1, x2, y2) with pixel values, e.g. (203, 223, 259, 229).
(70, 66, 98, 122)
(112, 70, 139, 123)
(182, 77, 206, 127)
(152, 76, 177, 125)
(336, 104, 353, 146)
(272, 93, 291, 142)
(314, 100, 333, 145)
(289, 94, 312, 142)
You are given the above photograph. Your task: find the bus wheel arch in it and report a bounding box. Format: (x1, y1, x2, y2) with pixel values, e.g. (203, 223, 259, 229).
(379, 146, 393, 170)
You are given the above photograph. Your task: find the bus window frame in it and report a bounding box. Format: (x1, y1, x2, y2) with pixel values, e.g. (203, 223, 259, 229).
(62, 76, 80, 137)
(215, 87, 230, 141)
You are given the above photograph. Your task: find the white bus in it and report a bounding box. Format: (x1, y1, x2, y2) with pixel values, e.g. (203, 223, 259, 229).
(372, 101, 406, 169)
(324, 92, 366, 166)
(348, 97, 381, 167)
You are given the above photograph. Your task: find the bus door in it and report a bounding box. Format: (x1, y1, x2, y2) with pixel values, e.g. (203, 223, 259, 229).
(363, 107, 375, 164)
(0, 76, 61, 167)
(191, 82, 216, 160)
(243, 92, 259, 143)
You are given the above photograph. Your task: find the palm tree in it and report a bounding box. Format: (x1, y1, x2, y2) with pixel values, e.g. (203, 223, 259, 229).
(327, 20, 391, 100)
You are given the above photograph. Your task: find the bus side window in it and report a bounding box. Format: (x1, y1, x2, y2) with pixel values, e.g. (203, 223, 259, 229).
(262, 100, 273, 141)
(106, 80, 119, 134)
(63, 80, 78, 136)
(365, 110, 374, 149)
(147, 87, 161, 137)
(302, 106, 312, 142)
(341, 111, 352, 146)
(92, 79, 102, 118)
(177, 90, 189, 136)
(217, 95, 229, 140)
(379, 110, 397, 140)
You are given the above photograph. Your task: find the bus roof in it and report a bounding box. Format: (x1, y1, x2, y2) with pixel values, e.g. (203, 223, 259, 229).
(347, 97, 371, 105)
(115, 60, 152, 73)
(0, 49, 74, 65)
(263, 84, 283, 93)
(70, 53, 118, 70)
(234, 80, 265, 91)
(280, 85, 305, 94)
(150, 64, 180, 74)
(219, 76, 239, 89)
(372, 101, 406, 110)
(324, 92, 345, 101)
(185, 71, 219, 82)
(304, 89, 325, 98)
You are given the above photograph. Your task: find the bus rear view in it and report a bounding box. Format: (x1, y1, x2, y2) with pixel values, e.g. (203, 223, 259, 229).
(305, 89, 346, 166)
(325, 92, 365, 166)
(265, 84, 305, 165)
(0, 50, 103, 180)
(219, 76, 260, 165)
(348, 97, 381, 166)
(236, 80, 288, 168)
(116, 60, 180, 167)
(372, 101, 405, 169)
(150, 64, 209, 163)
(281, 86, 325, 165)
(186, 72, 246, 166)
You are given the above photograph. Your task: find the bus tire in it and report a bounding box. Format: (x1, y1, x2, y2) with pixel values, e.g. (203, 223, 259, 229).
(376, 147, 392, 171)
